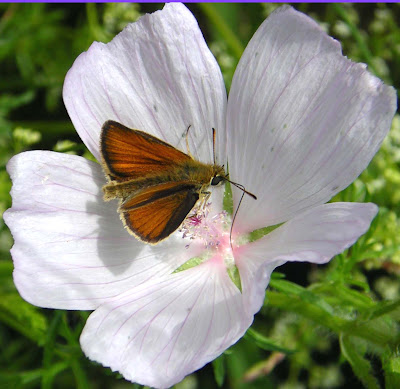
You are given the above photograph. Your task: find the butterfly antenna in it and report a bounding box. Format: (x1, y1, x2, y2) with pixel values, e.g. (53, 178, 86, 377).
(212, 128, 216, 165)
(224, 178, 257, 200)
(226, 179, 257, 249)
(230, 190, 245, 248)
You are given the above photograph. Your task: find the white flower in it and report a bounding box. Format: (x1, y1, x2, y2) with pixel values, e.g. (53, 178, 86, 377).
(4, 4, 396, 388)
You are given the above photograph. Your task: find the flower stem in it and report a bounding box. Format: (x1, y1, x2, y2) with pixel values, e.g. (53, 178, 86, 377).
(266, 291, 396, 348)
(197, 3, 244, 61)
(12, 120, 75, 136)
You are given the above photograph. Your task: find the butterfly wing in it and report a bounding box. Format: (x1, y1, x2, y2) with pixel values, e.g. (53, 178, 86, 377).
(100, 120, 192, 180)
(119, 181, 201, 243)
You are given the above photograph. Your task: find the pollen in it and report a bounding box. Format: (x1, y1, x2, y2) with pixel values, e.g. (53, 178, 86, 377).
(179, 203, 231, 251)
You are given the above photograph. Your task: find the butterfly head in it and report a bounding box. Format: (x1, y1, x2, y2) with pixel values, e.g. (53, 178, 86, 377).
(209, 165, 226, 187)
(210, 174, 225, 186)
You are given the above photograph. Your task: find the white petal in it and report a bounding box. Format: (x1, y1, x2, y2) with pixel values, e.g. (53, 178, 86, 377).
(80, 258, 250, 388)
(5, 151, 198, 310)
(235, 256, 282, 328)
(235, 202, 377, 314)
(63, 3, 227, 164)
(227, 5, 396, 232)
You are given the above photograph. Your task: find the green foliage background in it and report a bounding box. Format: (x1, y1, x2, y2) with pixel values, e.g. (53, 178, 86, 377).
(0, 3, 399, 389)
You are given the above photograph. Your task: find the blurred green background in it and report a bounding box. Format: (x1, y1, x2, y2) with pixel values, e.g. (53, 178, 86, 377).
(0, 3, 399, 389)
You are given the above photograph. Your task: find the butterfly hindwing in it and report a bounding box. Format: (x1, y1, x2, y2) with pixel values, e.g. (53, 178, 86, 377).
(119, 181, 201, 243)
(100, 120, 192, 180)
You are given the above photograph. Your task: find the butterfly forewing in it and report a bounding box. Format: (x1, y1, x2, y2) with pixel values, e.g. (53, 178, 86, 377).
(120, 181, 201, 243)
(99, 120, 234, 244)
(101, 120, 192, 180)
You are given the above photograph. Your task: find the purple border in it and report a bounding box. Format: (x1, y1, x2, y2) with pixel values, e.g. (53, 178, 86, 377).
(1, 1, 398, 3)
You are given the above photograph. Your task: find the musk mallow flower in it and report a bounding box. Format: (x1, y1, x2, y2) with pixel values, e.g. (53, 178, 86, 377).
(4, 3, 396, 388)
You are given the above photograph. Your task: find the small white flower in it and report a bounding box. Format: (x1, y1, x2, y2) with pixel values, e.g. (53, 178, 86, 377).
(4, 4, 396, 388)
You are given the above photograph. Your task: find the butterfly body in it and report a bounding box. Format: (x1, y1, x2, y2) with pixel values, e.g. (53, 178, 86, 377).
(100, 120, 226, 244)
(103, 159, 223, 201)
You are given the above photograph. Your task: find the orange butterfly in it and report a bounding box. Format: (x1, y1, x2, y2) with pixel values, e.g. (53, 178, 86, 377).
(100, 120, 255, 244)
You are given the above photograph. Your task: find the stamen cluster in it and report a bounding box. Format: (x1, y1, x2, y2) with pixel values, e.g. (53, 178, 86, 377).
(179, 203, 230, 250)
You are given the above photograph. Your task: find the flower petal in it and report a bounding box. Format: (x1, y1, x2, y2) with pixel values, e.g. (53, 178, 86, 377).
(63, 3, 227, 164)
(227, 5, 396, 232)
(235, 202, 377, 314)
(80, 258, 250, 388)
(4, 151, 199, 310)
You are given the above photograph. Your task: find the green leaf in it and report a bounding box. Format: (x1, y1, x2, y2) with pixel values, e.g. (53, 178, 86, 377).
(368, 299, 400, 321)
(266, 290, 395, 348)
(86, 3, 112, 43)
(212, 354, 226, 387)
(245, 328, 295, 354)
(0, 260, 13, 280)
(269, 279, 335, 315)
(0, 368, 42, 387)
(383, 351, 400, 389)
(332, 4, 379, 77)
(270, 272, 285, 280)
(0, 292, 47, 344)
(226, 264, 242, 292)
(339, 333, 380, 389)
(40, 362, 71, 389)
(311, 282, 374, 311)
(173, 256, 205, 273)
(0, 90, 35, 116)
(248, 223, 283, 243)
(223, 180, 233, 215)
(41, 312, 63, 389)
(198, 3, 244, 61)
(70, 358, 90, 389)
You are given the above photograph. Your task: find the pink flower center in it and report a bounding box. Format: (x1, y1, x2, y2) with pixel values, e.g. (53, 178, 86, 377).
(177, 203, 241, 289)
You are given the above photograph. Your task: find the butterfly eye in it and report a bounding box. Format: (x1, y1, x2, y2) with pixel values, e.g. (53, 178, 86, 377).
(211, 175, 224, 186)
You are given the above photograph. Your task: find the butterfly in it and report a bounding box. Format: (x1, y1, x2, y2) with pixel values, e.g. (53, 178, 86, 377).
(100, 120, 255, 244)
